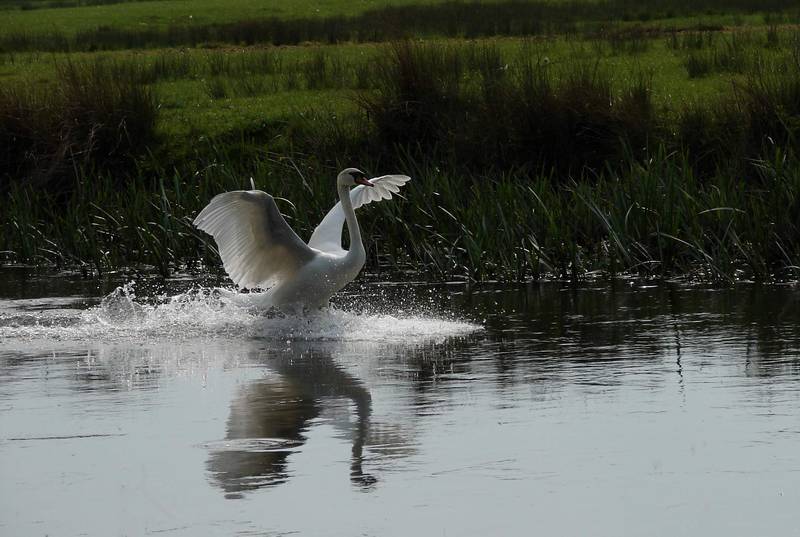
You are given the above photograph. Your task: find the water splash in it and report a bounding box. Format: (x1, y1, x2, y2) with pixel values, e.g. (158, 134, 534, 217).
(0, 283, 481, 345)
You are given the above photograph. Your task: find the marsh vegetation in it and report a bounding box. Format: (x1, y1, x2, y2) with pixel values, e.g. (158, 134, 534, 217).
(2, 0, 800, 281)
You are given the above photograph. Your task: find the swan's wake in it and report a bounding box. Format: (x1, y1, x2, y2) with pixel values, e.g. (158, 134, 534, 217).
(0, 283, 481, 345)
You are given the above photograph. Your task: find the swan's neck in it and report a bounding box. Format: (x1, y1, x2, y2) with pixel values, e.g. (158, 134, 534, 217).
(338, 184, 364, 257)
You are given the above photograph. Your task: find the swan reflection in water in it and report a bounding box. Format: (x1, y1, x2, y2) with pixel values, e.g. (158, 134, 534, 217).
(206, 342, 382, 498)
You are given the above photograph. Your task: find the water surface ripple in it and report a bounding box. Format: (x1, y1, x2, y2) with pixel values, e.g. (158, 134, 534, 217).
(1, 274, 799, 536)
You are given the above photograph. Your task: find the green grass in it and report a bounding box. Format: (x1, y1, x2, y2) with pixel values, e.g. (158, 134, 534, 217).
(157, 86, 360, 140)
(2, 1, 800, 281)
(2, 0, 798, 53)
(1, 0, 795, 40)
(3, 29, 798, 180)
(0, 34, 770, 148)
(0, 0, 483, 36)
(3, 0, 773, 38)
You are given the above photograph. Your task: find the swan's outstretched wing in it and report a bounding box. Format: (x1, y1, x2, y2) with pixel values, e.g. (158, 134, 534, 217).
(308, 175, 411, 255)
(194, 190, 315, 289)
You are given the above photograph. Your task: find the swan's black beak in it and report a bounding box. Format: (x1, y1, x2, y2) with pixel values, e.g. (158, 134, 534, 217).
(355, 176, 374, 187)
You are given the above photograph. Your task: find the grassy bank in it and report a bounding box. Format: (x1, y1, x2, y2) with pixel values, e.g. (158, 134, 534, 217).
(2, 38, 800, 282)
(2, 2, 800, 282)
(3, 147, 799, 282)
(4, 34, 799, 185)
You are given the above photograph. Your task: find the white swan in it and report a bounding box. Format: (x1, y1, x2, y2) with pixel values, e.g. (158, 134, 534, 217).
(193, 168, 410, 310)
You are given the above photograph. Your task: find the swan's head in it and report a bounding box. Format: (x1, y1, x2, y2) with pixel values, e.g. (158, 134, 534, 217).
(337, 168, 374, 188)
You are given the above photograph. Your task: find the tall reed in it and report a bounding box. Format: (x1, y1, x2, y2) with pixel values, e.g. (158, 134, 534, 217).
(2, 147, 798, 281)
(0, 59, 156, 188)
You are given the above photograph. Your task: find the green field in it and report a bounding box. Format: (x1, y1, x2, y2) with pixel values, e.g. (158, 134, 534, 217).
(0, 0, 451, 36)
(2, 0, 800, 281)
(0, 34, 769, 146)
(1, 0, 785, 38)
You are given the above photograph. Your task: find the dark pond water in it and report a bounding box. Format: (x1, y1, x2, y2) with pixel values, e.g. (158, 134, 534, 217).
(1, 270, 799, 536)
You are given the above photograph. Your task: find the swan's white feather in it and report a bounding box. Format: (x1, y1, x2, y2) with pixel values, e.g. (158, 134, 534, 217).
(193, 190, 315, 289)
(308, 175, 411, 255)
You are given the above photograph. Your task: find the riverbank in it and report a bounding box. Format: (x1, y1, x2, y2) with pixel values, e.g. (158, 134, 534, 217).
(2, 3, 799, 282)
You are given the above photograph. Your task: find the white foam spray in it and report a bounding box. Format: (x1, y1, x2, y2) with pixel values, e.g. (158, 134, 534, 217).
(0, 283, 481, 345)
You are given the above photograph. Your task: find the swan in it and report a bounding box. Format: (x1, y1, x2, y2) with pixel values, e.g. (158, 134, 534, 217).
(193, 168, 410, 311)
